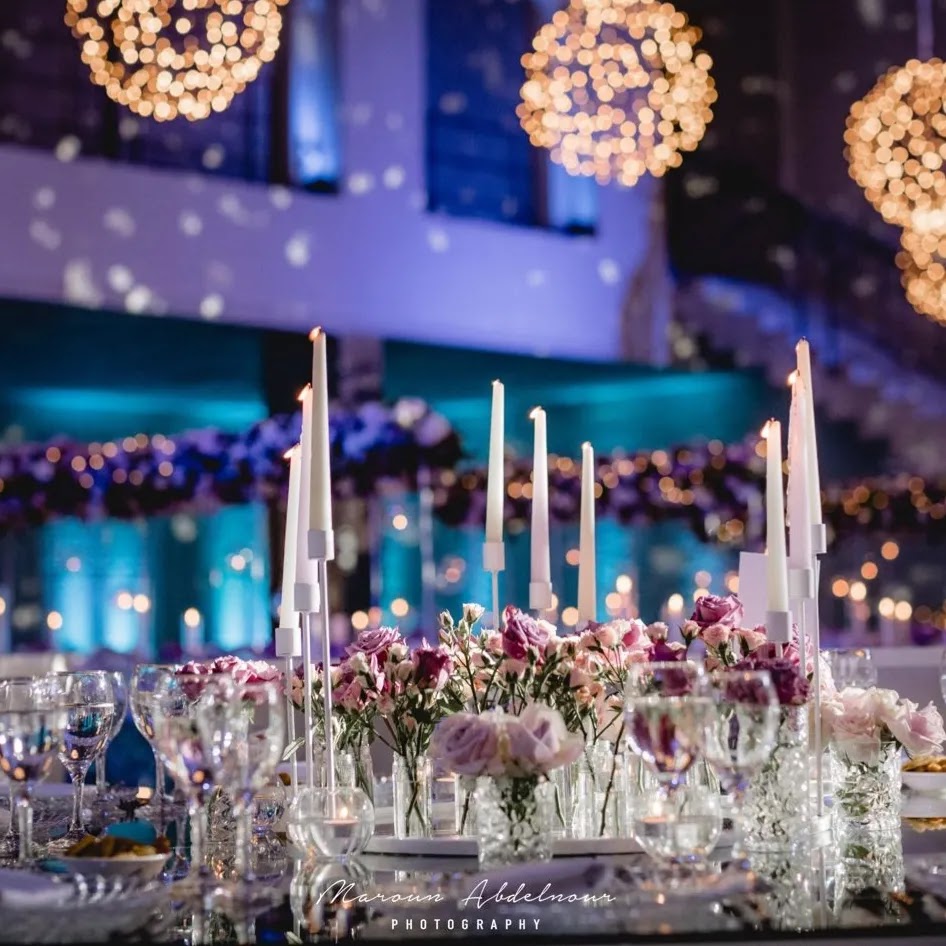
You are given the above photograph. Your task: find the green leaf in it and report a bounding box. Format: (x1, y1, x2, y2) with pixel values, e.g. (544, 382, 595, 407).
(282, 735, 305, 761)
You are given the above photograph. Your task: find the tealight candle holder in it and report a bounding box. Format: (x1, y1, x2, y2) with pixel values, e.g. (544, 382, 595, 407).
(287, 786, 374, 860)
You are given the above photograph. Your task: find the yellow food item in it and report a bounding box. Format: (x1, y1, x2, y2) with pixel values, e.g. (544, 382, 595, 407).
(903, 755, 946, 773)
(65, 834, 170, 858)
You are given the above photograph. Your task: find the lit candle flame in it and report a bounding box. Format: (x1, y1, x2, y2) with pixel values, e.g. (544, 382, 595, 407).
(309, 326, 323, 341)
(529, 406, 543, 420)
(297, 384, 311, 402)
(787, 370, 799, 386)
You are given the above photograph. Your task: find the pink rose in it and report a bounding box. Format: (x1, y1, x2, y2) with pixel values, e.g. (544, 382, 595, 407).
(430, 713, 503, 777)
(593, 622, 620, 649)
(644, 622, 669, 642)
(412, 645, 452, 691)
(503, 703, 583, 776)
(701, 623, 731, 649)
(822, 687, 882, 764)
(690, 593, 744, 629)
(501, 607, 550, 661)
(738, 627, 768, 653)
(885, 699, 946, 757)
(347, 626, 402, 662)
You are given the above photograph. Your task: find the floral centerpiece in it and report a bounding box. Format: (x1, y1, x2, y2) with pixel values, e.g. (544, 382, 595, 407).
(822, 686, 945, 829)
(429, 703, 582, 867)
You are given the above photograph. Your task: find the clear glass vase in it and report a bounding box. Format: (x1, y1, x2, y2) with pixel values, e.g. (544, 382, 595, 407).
(749, 850, 815, 931)
(832, 824, 904, 916)
(742, 704, 810, 851)
(572, 742, 627, 839)
(455, 776, 478, 837)
(392, 754, 432, 839)
(336, 742, 375, 803)
(475, 775, 552, 869)
(830, 742, 901, 830)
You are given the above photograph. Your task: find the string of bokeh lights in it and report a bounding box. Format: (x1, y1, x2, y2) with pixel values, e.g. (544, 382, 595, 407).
(517, 0, 715, 187)
(65, 0, 288, 122)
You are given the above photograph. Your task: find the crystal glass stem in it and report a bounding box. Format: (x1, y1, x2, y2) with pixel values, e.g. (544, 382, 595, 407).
(15, 790, 33, 865)
(1, 783, 17, 853)
(234, 799, 254, 881)
(96, 751, 108, 796)
(154, 749, 165, 797)
(69, 769, 87, 835)
(189, 801, 208, 878)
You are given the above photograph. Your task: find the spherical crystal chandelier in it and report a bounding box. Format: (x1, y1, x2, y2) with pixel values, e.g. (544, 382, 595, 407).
(517, 0, 715, 187)
(896, 227, 946, 324)
(844, 58, 946, 229)
(64, 0, 288, 122)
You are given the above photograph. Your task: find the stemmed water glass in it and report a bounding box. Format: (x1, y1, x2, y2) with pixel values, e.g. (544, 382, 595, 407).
(0, 676, 66, 864)
(151, 669, 218, 889)
(196, 676, 285, 895)
(45, 671, 115, 851)
(701, 669, 779, 860)
(624, 661, 717, 875)
(93, 671, 128, 803)
(130, 664, 176, 806)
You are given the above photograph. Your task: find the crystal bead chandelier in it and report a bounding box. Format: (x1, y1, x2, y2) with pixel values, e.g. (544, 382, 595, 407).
(64, 0, 289, 122)
(517, 0, 715, 188)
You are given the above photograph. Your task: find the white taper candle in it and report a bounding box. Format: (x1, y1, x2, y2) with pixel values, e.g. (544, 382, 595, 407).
(787, 378, 813, 568)
(795, 339, 823, 529)
(530, 407, 551, 590)
(308, 328, 333, 534)
(577, 441, 597, 623)
(765, 419, 789, 612)
(280, 445, 302, 627)
(485, 380, 505, 544)
(294, 387, 318, 592)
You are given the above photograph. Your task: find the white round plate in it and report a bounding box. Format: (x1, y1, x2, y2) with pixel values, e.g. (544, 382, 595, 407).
(57, 853, 168, 883)
(903, 771, 946, 795)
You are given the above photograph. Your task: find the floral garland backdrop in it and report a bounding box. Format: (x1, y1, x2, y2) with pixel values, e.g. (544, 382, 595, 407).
(0, 400, 944, 546)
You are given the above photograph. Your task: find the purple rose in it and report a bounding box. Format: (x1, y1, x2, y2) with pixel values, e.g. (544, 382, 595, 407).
(347, 626, 402, 661)
(412, 645, 452, 690)
(690, 594, 744, 630)
(501, 606, 551, 661)
(430, 713, 502, 777)
(651, 640, 688, 663)
(735, 654, 810, 705)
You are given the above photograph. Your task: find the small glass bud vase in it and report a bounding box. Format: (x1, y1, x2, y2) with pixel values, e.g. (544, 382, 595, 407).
(336, 742, 375, 803)
(742, 704, 810, 851)
(475, 774, 552, 869)
(572, 742, 627, 839)
(392, 754, 432, 839)
(455, 776, 478, 836)
(830, 742, 901, 831)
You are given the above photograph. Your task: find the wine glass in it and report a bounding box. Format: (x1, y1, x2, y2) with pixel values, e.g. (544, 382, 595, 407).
(702, 670, 779, 859)
(130, 664, 177, 806)
(828, 649, 876, 690)
(151, 669, 218, 888)
(197, 676, 285, 892)
(0, 676, 66, 864)
(93, 671, 127, 803)
(45, 671, 115, 851)
(623, 661, 710, 795)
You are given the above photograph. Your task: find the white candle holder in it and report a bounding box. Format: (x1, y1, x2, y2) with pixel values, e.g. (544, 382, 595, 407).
(765, 609, 792, 645)
(529, 581, 553, 613)
(482, 540, 505, 629)
(309, 528, 336, 794)
(811, 523, 827, 556)
(788, 567, 814, 601)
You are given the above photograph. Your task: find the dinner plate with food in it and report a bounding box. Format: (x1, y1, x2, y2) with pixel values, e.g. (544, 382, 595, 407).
(902, 755, 946, 795)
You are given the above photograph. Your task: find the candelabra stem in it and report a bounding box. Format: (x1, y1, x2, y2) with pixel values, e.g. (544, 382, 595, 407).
(301, 611, 316, 790)
(317, 558, 336, 792)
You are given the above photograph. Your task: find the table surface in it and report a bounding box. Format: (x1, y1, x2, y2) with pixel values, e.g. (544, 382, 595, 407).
(5, 792, 946, 944)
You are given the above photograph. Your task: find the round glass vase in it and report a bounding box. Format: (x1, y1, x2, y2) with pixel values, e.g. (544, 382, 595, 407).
(830, 742, 901, 831)
(392, 754, 432, 839)
(475, 774, 552, 869)
(742, 704, 810, 852)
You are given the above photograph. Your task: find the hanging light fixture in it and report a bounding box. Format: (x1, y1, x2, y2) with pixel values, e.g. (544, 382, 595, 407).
(896, 227, 946, 324)
(844, 0, 945, 231)
(517, 0, 715, 188)
(64, 0, 289, 123)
